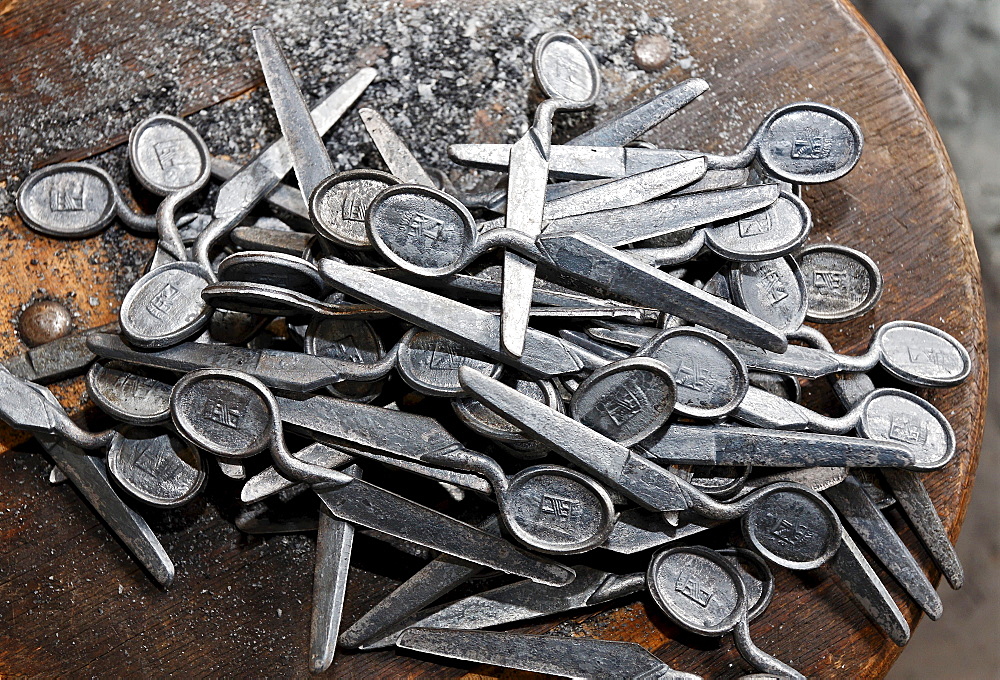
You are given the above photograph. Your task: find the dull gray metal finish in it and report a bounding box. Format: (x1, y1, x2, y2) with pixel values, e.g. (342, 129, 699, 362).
(648, 546, 804, 679)
(230, 225, 314, 255)
(500, 31, 601, 357)
(423, 449, 617, 554)
(304, 315, 386, 402)
(396, 629, 701, 680)
(532, 233, 788, 353)
(796, 243, 883, 322)
(241, 442, 355, 503)
(310, 464, 360, 674)
(88, 332, 397, 393)
(639, 327, 748, 419)
(87, 360, 173, 425)
(0, 365, 115, 449)
(824, 475, 944, 619)
(339, 516, 502, 650)
(15, 162, 176, 237)
(359, 107, 436, 187)
(450, 102, 861, 186)
(635, 423, 918, 469)
(317, 259, 585, 378)
(253, 26, 335, 207)
(728, 256, 807, 333)
(217, 251, 324, 296)
(107, 426, 206, 508)
(727, 319, 970, 387)
(310, 169, 400, 248)
(119, 261, 214, 348)
(192, 67, 376, 277)
(37, 433, 175, 587)
(569, 357, 676, 445)
(542, 182, 779, 248)
(201, 280, 385, 319)
(829, 531, 910, 646)
(3, 322, 118, 384)
(741, 486, 843, 570)
(363, 564, 643, 650)
(395, 328, 503, 397)
(211, 157, 309, 218)
(176, 368, 576, 586)
(453, 376, 561, 447)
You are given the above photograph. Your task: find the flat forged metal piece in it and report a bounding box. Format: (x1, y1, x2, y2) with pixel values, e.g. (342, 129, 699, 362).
(639, 327, 749, 419)
(311, 169, 401, 248)
(216, 251, 325, 296)
(211, 157, 308, 218)
(17, 163, 119, 238)
(647, 546, 805, 679)
(304, 316, 386, 402)
(253, 26, 335, 207)
(119, 261, 214, 348)
(728, 256, 808, 333)
(201, 281, 386, 319)
(450, 102, 861, 186)
(701, 190, 812, 261)
(569, 356, 676, 445)
(421, 447, 617, 555)
(129, 114, 211, 196)
(726, 319, 970, 387)
(741, 486, 843, 570)
(36, 434, 176, 588)
(359, 108, 436, 187)
(230, 224, 314, 255)
(453, 375, 561, 448)
(192, 67, 377, 278)
(500, 31, 601, 357)
(796, 243, 883, 322)
(395, 328, 504, 397)
(396, 629, 701, 680)
(87, 360, 173, 425)
(2, 321, 118, 385)
(317, 259, 585, 378)
(107, 426, 206, 508)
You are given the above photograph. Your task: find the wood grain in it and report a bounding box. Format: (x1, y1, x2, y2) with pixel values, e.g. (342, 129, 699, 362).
(0, 0, 986, 678)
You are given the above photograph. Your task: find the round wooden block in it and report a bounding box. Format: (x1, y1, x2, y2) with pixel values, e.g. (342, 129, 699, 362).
(0, 0, 985, 678)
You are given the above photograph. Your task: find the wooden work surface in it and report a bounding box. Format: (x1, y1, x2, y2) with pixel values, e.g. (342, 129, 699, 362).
(0, 0, 987, 677)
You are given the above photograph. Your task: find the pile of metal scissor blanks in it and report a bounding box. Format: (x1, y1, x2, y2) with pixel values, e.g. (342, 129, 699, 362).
(7, 24, 971, 679)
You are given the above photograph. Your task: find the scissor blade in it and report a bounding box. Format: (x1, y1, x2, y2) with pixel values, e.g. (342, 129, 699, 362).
(213, 69, 374, 219)
(363, 565, 618, 649)
(567, 78, 708, 147)
(86, 333, 357, 392)
(2, 322, 118, 384)
(502, 130, 551, 357)
(450, 144, 698, 179)
(315, 480, 574, 586)
(479, 157, 708, 232)
(310, 464, 360, 674)
(242, 442, 355, 503)
(636, 424, 917, 469)
(829, 531, 910, 646)
(340, 516, 500, 649)
(459, 367, 690, 512)
(827, 371, 964, 589)
(881, 468, 963, 590)
(359, 107, 436, 187)
(535, 232, 788, 352)
(825, 476, 943, 619)
(397, 629, 699, 680)
(36, 434, 174, 587)
(276, 394, 492, 494)
(195, 68, 375, 272)
(317, 260, 583, 378)
(546, 183, 780, 247)
(254, 26, 336, 204)
(211, 157, 308, 218)
(730, 340, 856, 378)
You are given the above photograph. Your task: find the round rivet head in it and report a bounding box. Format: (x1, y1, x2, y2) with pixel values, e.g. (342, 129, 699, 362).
(633, 34, 673, 72)
(18, 300, 73, 347)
